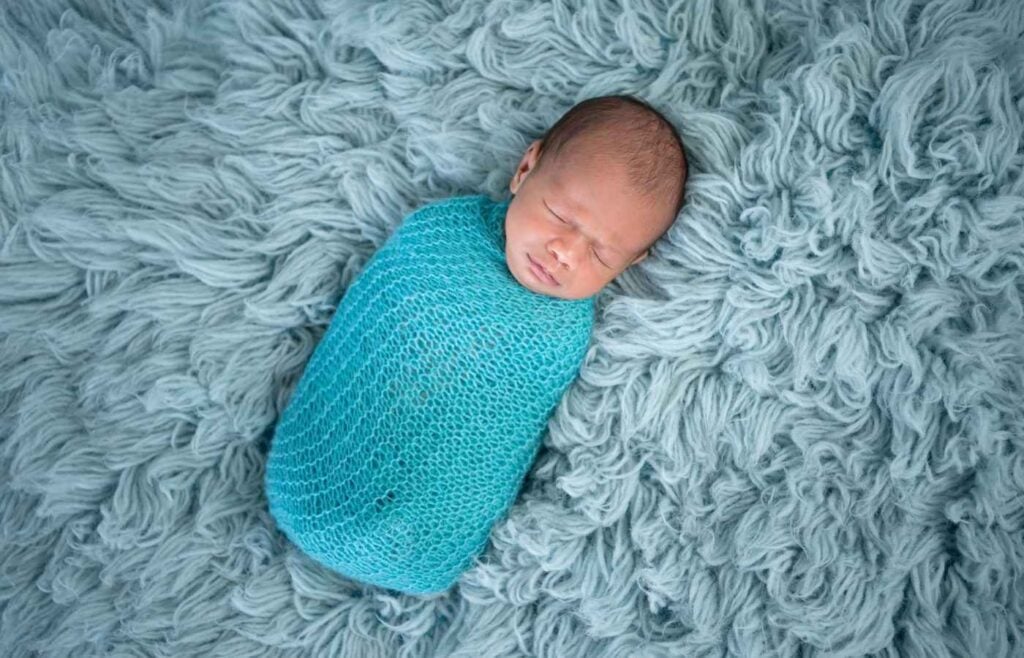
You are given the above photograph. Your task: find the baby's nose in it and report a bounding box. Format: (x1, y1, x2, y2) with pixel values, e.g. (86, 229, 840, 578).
(551, 235, 586, 266)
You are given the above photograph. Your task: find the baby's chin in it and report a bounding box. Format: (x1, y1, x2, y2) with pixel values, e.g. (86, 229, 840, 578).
(508, 261, 553, 296)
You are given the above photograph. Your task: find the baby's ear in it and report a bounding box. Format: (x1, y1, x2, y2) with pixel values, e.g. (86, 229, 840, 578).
(630, 249, 649, 266)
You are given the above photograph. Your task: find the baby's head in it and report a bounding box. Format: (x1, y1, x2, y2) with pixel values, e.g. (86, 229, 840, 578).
(505, 95, 688, 300)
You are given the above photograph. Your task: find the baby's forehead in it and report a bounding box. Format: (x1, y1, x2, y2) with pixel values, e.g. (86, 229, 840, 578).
(548, 160, 653, 216)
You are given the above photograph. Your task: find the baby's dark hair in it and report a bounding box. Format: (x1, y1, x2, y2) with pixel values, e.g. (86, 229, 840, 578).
(534, 94, 688, 232)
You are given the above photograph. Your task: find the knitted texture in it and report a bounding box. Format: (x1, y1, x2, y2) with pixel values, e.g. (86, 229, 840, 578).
(264, 195, 595, 594)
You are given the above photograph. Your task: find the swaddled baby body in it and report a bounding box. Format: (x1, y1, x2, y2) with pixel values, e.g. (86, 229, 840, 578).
(264, 95, 688, 594)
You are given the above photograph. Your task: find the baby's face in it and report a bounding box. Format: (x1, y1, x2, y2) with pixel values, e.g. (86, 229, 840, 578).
(504, 139, 667, 300)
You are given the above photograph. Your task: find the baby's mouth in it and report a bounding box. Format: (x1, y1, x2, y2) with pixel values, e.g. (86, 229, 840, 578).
(527, 254, 559, 286)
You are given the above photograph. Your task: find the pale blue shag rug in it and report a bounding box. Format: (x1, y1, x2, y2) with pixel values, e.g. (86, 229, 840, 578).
(2, 0, 1024, 656)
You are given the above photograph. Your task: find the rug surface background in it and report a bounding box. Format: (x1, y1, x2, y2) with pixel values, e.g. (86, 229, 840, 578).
(1, 0, 1022, 656)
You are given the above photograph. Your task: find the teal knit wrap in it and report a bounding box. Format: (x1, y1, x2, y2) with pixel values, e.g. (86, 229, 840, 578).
(264, 194, 595, 595)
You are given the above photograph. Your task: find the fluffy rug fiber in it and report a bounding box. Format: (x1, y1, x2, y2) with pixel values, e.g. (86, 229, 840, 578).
(2, 0, 1023, 655)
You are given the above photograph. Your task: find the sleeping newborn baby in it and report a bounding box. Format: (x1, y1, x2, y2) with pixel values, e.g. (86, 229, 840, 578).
(264, 94, 687, 595)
